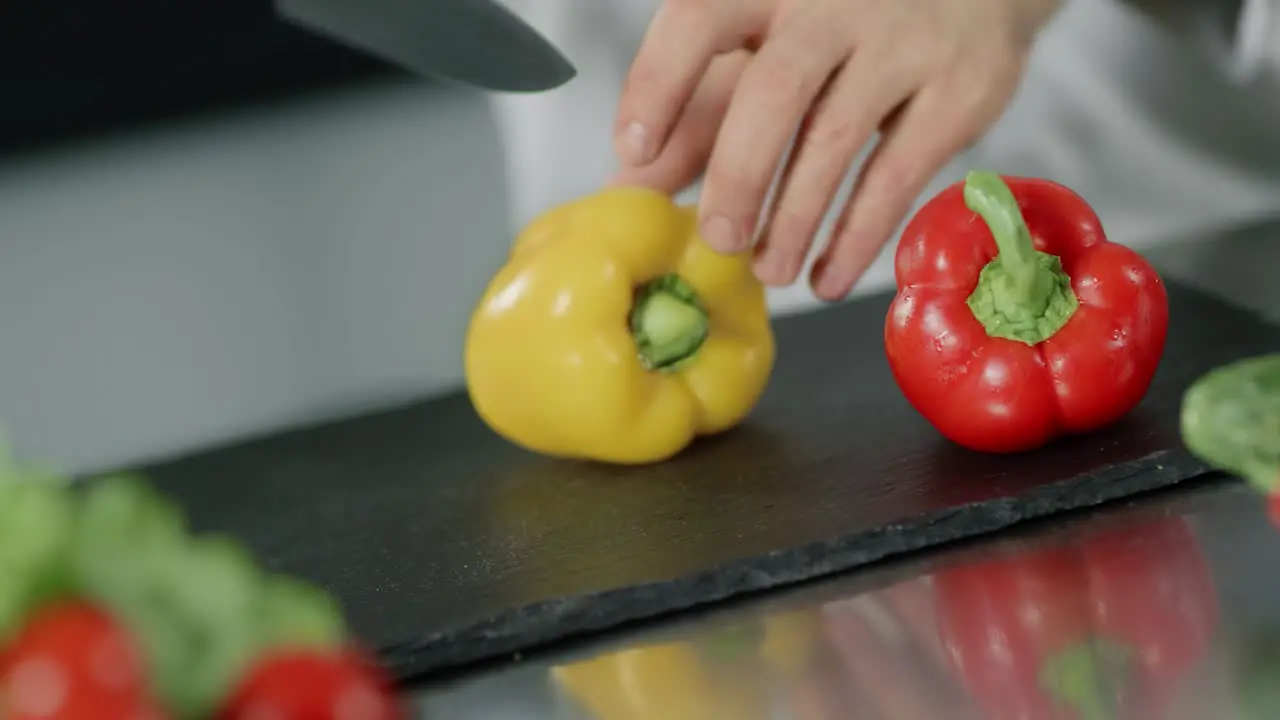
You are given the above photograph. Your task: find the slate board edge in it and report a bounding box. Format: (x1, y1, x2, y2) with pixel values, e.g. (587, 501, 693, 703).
(380, 448, 1212, 681)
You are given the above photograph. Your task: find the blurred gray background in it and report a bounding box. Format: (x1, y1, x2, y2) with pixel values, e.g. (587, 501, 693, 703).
(0, 81, 509, 473)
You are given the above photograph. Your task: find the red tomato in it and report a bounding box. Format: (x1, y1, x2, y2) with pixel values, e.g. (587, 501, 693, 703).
(1267, 492, 1280, 530)
(219, 649, 403, 720)
(0, 601, 163, 720)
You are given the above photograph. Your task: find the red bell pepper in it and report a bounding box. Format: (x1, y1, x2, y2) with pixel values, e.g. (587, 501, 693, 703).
(886, 171, 1169, 453)
(934, 518, 1218, 720)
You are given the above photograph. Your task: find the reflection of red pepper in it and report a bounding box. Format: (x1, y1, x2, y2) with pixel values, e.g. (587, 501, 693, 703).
(934, 518, 1217, 719)
(885, 171, 1168, 453)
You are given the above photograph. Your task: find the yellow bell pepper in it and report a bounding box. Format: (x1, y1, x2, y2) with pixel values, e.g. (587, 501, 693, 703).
(464, 186, 775, 464)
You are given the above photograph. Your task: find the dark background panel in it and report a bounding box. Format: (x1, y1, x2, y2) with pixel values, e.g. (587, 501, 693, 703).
(0, 0, 397, 156)
(136, 281, 1273, 682)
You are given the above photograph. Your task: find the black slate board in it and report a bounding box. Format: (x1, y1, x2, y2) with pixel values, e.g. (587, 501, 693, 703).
(137, 281, 1274, 681)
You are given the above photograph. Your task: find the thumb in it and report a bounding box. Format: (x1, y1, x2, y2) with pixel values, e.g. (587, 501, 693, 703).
(610, 51, 748, 195)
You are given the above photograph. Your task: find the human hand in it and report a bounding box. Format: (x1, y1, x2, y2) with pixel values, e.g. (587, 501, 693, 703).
(611, 0, 1061, 300)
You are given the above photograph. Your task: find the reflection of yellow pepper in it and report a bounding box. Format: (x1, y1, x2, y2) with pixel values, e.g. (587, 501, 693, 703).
(465, 187, 775, 464)
(553, 643, 769, 720)
(760, 611, 823, 678)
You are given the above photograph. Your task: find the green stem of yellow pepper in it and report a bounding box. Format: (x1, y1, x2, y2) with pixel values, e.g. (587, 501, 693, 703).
(631, 274, 709, 371)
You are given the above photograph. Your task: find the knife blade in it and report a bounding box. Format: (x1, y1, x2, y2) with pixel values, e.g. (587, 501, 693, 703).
(275, 0, 577, 93)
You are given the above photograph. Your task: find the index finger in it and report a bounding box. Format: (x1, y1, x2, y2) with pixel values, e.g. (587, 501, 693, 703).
(615, 0, 768, 167)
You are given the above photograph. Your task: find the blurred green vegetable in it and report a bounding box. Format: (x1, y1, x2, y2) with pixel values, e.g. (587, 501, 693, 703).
(0, 441, 349, 719)
(1181, 353, 1280, 492)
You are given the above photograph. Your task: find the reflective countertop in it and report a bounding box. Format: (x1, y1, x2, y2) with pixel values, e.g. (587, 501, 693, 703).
(405, 220, 1280, 719)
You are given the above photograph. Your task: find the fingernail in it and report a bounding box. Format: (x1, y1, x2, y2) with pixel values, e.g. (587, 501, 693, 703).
(753, 251, 789, 286)
(700, 215, 742, 253)
(621, 121, 653, 166)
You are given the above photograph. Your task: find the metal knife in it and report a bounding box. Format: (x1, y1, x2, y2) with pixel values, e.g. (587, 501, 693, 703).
(275, 0, 577, 93)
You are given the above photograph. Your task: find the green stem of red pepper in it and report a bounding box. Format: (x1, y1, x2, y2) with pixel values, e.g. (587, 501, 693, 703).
(1040, 639, 1130, 720)
(964, 171, 1079, 345)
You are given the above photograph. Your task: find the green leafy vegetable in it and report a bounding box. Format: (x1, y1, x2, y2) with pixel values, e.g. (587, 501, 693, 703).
(0, 441, 77, 638)
(256, 575, 347, 649)
(0, 442, 352, 719)
(1181, 353, 1280, 492)
(0, 482, 76, 637)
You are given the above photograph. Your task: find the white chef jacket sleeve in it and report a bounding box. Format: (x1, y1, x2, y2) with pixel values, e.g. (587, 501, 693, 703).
(1234, 0, 1280, 81)
(1121, 0, 1280, 82)
(485, 0, 652, 230)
